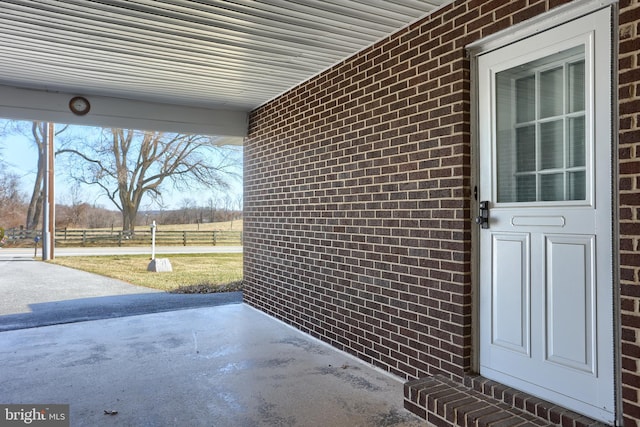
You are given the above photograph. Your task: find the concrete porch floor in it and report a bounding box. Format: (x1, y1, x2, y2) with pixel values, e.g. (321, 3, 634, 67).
(0, 303, 427, 426)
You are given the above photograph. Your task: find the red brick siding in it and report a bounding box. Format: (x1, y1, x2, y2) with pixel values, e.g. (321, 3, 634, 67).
(245, 0, 640, 424)
(619, 1, 640, 426)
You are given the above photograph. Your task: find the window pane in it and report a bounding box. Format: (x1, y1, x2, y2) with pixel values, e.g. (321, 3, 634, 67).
(541, 173, 564, 201)
(568, 116, 585, 168)
(496, 69, 518, 204)
(540, 67, 563, 118)
(568, 171, 586, 200)
(516, 126, 536, 172)
(569, 61, 585, 113)
(516, 175, 537, 202)
(516, 76, 536, 123)
(540, 120, 564, 170)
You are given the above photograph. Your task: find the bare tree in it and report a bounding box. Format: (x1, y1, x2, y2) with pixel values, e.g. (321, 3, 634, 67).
(0, 170, 26, 228)
(57, 128, 240, 231)
(24, 122, 45, 230)
(208, 196, 218, 223)
(179, 197, 196, 224)
(5, 121, 69, 230)
(57, 185, 89, 228)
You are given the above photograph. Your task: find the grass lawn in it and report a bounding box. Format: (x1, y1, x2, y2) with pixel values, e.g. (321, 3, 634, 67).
(49, 253, 243, 293)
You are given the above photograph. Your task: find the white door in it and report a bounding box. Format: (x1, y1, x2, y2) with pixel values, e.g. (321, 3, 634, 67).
(477, 9, 614, 423)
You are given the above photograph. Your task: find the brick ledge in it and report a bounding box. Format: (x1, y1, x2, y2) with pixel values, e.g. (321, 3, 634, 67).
(404, 374, 609, 426)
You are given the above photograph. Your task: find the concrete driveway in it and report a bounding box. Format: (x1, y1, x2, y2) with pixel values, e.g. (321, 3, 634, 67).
(0, 258, 242, 331)
(0, 259, 425, 426)
(0, 305, 424, 427)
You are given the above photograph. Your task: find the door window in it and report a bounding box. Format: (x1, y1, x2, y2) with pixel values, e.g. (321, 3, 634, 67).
(495, 46, 586, 203)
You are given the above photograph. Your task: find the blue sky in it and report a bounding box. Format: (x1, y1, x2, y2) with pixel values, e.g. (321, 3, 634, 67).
(0, 120, 243, 211)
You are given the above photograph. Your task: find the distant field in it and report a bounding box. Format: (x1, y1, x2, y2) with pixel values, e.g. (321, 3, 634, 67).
(59, 219, 243, 232)
(135, 219, 243, 232)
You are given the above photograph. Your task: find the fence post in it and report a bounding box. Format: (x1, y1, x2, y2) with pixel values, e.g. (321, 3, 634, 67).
(82, 230, 87, 246)
(212, 231, 217, 246)
(183, 231, 187, 246)
(118, 231, 122, 247)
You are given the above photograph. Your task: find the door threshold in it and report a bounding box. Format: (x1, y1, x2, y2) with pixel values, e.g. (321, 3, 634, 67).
(404, 374, 611, 426)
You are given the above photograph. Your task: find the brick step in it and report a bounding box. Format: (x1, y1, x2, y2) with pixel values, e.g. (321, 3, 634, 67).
(404, 374, 608, 427)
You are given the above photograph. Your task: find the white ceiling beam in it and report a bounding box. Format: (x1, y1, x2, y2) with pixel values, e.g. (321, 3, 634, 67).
(0, 85, 247, 143)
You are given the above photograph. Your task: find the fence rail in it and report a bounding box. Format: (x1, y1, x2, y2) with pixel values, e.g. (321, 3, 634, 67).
(3, 228, 243, 247)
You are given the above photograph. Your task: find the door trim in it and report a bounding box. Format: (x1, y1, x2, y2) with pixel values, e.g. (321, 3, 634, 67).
(466, 0, 617, 57)
(468, 2, 621, 424)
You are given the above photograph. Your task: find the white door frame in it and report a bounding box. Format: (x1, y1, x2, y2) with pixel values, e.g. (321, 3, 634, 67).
(468, 1, 621, 424)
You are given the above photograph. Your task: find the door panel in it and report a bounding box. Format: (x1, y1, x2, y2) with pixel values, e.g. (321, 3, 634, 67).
(477, 8, 613, 423)
(545, 234, 595, 373)
(491, 233, 530, 354)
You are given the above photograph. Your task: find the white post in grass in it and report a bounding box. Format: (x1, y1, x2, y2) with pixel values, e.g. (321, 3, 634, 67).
(147, 221, 172, 272)
(150, 220, 156, 260)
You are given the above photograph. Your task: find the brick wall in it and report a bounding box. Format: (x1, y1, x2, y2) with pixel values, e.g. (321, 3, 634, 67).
(619, 1, 640, 425)
(245, 0, 640, 424)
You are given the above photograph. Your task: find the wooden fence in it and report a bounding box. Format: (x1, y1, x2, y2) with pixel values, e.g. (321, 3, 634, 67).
(4, 228, 242, 247)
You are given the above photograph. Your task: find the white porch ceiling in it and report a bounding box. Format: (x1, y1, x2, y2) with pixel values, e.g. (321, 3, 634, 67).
(0, 0, 450, 115)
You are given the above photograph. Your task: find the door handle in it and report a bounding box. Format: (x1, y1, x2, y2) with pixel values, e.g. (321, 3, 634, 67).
(475, 201, 490, 229)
